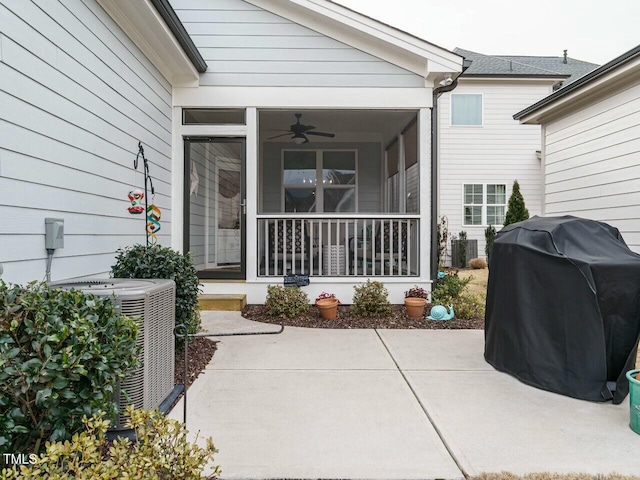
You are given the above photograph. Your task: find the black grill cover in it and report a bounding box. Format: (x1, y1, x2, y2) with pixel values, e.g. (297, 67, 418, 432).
(485, 216, 640, 404)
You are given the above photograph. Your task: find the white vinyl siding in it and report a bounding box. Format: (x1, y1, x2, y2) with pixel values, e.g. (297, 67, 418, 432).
(544, 78, 640, 252)
(169, 0, 424, 87)
(439, 80, 551, 261)
(0, 0, 172, 284)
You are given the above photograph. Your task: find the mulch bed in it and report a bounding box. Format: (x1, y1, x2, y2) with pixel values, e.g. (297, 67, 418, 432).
(242, 304, 483, 329)
(174, 337, 218, 388)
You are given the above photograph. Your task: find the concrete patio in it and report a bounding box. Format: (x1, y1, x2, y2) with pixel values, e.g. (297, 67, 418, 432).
(169, 312, 640, 479)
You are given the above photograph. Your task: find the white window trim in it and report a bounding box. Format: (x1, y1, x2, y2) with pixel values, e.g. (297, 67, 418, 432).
(450, 93, 484, 127)
(281, 149, 358, 213)
(462, 183, 507, 227)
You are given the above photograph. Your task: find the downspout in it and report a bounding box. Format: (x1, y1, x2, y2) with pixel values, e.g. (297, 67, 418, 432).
(430, 61, 471, 281)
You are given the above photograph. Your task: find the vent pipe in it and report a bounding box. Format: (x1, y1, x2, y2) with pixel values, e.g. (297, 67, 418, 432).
(563, 49, 568, 64)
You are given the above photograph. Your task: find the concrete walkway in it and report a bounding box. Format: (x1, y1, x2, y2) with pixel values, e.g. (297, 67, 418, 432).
(170, 312, 640, 479)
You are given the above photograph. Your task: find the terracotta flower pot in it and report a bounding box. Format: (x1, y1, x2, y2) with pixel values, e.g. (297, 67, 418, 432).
(316, 298, 339, 320)
(404, 297, 427, 319)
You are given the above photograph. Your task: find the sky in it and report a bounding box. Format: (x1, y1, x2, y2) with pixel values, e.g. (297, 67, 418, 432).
(333, 0, 640, 65)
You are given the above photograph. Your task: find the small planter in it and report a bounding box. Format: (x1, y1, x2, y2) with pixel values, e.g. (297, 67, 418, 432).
(626, 369, 640, 435)
(316, 298, 339, 320)
(404, 297, 426, 319)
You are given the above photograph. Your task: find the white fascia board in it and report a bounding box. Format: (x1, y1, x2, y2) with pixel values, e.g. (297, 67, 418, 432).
(173, 86, 434, 109)
(460, 77, 563, 84)
(97, 0, 198, 86)
(519, 57, 640, 124)
(243, 0, 462, 79)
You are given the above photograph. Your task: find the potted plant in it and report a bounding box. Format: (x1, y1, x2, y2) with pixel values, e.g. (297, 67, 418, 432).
(316, 292, 340, 320)
(404, 286, 428, 319)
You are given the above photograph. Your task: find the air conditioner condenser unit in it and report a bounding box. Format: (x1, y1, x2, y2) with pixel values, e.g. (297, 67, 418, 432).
(51, 278, 176, 430)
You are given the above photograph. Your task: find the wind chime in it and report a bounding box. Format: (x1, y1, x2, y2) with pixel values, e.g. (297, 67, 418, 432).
(127, 142, 161, 245)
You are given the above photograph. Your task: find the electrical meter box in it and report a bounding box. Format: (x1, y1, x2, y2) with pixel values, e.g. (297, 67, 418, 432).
(45, 218, 64, 249)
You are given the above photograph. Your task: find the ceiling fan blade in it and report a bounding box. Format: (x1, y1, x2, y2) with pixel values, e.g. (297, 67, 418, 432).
(301, 125, 316, 132)
(267, 133, 294, 140)
(306, 131, 335, 138)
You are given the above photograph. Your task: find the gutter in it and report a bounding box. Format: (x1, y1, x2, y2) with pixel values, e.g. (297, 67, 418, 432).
(431, 59, 471, 281)
(514, 44, 640, 121)
(149, 0, 208, 73)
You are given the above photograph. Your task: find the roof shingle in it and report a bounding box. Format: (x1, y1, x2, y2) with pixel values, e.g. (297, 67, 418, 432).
(455, 48, 599, 84)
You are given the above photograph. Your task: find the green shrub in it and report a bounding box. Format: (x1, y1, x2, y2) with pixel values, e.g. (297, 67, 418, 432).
(265, 285, 310, 318)
(351, 280, 391, 317)
(461, 293, 486, 319)
(111, 244, 201, 341)
(457, 230, 468, 268)
(436, 293, 485, 320)
(504, 180, 530, 226)
(485, 225, 497, 266)
(0, 282, 139, 454)
(431, 271, 471, 304)
(1, 406, 220, 479)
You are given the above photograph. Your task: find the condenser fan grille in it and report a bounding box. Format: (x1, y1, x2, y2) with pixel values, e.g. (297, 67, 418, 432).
(51, 278, 176, 431)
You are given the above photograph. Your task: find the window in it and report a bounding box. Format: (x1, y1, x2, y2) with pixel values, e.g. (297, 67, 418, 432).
(283, 150, 356, 213)
(463, 184, 506, 226)
(183, 109, 245, 125)
(451, 94, 482, 126)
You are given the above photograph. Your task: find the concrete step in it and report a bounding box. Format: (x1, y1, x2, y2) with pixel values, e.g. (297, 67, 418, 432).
(198, 294, 247, 311)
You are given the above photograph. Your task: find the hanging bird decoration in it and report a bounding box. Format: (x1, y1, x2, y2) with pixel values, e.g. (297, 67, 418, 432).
(146, 203, 162, 244)
(127, 189, 145, 214)
(128, 142, 158, 246)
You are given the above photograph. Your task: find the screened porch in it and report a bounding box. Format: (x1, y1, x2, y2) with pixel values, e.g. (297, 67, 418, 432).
(257, 109, 422, 277)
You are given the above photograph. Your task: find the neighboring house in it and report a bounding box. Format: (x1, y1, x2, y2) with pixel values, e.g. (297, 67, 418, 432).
(0, 0, 464, 303)
(515, 45, 640, 253)
(437, 48, 598, 264)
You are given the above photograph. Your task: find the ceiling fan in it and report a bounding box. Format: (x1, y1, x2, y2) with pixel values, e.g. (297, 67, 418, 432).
(267, 113, 335, 144)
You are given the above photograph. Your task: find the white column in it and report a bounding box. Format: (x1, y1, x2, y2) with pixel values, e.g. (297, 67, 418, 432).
(418, 108, 431, 280)
(171, 106, 184, 252)
(246, 108, 258, 281)
(398, 133, 406, 213)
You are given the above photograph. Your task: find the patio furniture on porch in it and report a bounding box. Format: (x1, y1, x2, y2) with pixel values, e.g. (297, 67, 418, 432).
(265, 219, 313, 275)
(258, 216, 418, 277)
(353, 219, 409, 275)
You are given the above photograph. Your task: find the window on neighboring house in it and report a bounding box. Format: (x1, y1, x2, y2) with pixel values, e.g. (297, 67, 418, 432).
(283, 150, 356, 213)
(451, 94, 483, 126)
(463, 183, 506, 226)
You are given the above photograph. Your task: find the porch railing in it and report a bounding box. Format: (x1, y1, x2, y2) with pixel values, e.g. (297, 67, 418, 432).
(257, 215, 419, 277)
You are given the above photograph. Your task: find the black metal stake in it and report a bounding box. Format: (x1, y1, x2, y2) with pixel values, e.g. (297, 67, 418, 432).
(134, 142, 155, 246)
(173, 323, 285, 427)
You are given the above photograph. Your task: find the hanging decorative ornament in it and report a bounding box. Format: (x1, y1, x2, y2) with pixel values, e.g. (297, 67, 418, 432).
(190, 161, 199, 197)
(146, 203, 162, 245)
(127, 189, 145, 214)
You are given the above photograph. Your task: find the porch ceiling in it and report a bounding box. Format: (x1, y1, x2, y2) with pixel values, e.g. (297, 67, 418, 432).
(260, 109, 417, 145)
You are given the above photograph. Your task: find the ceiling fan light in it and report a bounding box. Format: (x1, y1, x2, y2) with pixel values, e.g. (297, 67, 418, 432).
(292, 134, 306, 144)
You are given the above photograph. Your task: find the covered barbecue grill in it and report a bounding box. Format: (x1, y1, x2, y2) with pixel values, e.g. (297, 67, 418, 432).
(485, 216, 640, 404)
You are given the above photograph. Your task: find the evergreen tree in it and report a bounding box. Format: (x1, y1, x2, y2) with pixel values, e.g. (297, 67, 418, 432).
(503, 180, 529, 226)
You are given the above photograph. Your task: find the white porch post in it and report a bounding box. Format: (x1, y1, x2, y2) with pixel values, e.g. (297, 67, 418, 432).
(246, 107, 258, 281)
(171, 106, 184, 252)
(418, 108, 431, 281)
